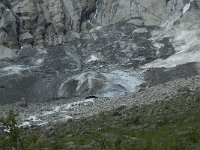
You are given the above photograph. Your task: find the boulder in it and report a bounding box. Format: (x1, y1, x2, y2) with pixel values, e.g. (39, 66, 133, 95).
(0, 45, 17, 60)
(20, 32, 34, 45)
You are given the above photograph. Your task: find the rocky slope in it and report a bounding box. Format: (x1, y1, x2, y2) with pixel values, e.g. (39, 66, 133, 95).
(1, 88, 200, 149)
(0, 0, 200, 125)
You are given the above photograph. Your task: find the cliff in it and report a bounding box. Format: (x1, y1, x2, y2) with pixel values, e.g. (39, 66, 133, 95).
(0, 0, 197, 49)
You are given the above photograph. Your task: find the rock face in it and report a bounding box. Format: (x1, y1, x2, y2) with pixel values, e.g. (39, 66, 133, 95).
(0, 0, 198, 49)
(0, 2, 18, 49)
(0, 0, 97, 48)
(0, 0, 200, 105)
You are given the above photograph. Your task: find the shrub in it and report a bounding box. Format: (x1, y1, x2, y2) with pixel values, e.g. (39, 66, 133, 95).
(0, 110, 21, 150)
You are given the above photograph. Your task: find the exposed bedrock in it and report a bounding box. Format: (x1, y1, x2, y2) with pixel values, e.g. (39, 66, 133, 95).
(0, 0, 97, 49)
(1, 0, 199, 49)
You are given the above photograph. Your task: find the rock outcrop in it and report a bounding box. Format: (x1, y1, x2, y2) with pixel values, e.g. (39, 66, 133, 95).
(0, 0, 97, 48)
(1, 0, 199, 49)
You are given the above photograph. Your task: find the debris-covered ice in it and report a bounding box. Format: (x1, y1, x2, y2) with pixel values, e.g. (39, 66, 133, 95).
(0, 65, 31, 76)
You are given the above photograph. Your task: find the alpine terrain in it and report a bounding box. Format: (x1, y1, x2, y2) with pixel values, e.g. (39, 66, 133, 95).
(0, 0, 200, 149)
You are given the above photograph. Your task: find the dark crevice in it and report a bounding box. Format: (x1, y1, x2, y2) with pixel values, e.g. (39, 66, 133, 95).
(0, 85, 5, 89)
(85, 96, 98, 99)
(78, 4, 97, 32)
(1, 0, 12, 9)
(166, 0, 171, 6)
(16, 17, 21, 48)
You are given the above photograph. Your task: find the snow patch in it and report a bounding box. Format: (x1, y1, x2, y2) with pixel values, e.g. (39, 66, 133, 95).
(154, 43, 164, 49)
(19, 121, 31, 127)
(20, 46, 26, 50)
(86, 55, 98, 63)
(183, 0, 193, 14)
(96, 26, 102, 30)
(90, 26, 102, 32)
(1, 65, 30, 76)
(142, 50, 200, 68)
(4, 128, 10, 133)
(143, 22, 200, 68)
(37, 122, 48, 126)
(39, 99, 94, 122)
(53, 106, 61, 112)
(49, 99, 94, 114)
(19, 98, 96, 127)
(35, 58, 44, 66)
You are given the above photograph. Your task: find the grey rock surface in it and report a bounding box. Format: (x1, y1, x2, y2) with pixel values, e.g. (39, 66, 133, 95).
(0, 17, 177, 104)
(0, 0, 197, 48)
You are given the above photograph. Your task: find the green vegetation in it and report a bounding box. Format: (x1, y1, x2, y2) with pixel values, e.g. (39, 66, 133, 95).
(1, 90, 200, 149)
(0, 111, 22, 150)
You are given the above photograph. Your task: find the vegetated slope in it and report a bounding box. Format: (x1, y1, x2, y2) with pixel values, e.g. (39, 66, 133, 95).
(1, 88, 200, 149)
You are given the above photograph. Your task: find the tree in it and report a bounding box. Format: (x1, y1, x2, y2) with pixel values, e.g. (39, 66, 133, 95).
(0, 110, 21, 150)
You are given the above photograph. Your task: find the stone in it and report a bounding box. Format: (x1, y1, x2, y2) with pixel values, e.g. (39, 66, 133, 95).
(66, 134, 74, 138)
(104, 133, 118, 143)
(127, 18, 144, 26)
(0, 45, 17, 60)
(176, 131, 191, 136)
(132, 28, 148, 34)
(0, 3, 18, 49)
(65, 141, 76, 149)
(20, 32, 34, 45)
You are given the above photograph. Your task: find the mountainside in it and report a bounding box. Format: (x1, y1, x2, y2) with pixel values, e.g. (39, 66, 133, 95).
(0, 0, 200, 130)
(1, 0, 198, 49)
